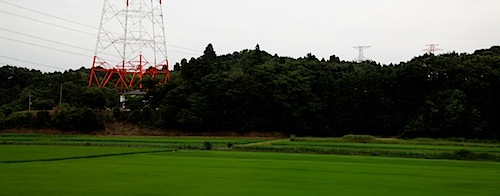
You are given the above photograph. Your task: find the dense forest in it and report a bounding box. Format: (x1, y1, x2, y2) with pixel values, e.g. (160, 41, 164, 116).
(1, 45, 499, 139)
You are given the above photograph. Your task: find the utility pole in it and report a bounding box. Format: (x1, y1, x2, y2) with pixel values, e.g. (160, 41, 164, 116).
(28, 92, 33, 111)
(59, 84, 63, 106)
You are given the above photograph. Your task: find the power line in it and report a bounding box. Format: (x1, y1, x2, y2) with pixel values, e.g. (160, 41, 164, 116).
(0, 1, 202, 54)
(0, 0, 97, 30)
(0, 30, 199, 59)
(167, 48, 200, 56)
(0, 55, 66, 71)
(167, 45, 202, 53)
(0, 32, 198, 62)
(0, 35, 89, 57)
(0, 2, 202, 55)
(0, 10, 200, 56)
(0, 27, 121, 57)
(0, 2, 202, 69)
(0, 10, 95, 36)
(0, 27, 93, 52)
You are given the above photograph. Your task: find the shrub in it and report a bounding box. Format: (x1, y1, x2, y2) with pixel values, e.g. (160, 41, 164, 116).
(51, 107, 104, 132)
(0, 113, 4, 130)
(4, 112, 35, 129)
(32, 99, 55, 110)
(454, 149, 475, 160)
(203, 141, 213, 150)
(111, 107, 123, 121)
(34, 110, 51, 128)
(342, 134, 376, 143)
(227, 142, 234, 149)
(290, 134, 298, 141)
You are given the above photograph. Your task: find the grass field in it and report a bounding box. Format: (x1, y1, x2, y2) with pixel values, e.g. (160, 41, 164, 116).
(0, 145, 168, 163)
(1, 135, 500, 195)
(1, 134, 500, 161)
(0, 134, 268, 149)
(235, 137, 500, 161)
(0, 145, 499, 195)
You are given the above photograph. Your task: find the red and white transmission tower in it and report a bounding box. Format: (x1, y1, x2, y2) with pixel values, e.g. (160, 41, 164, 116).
(423, 44, 443, 55)
(89, 0, 170, 89)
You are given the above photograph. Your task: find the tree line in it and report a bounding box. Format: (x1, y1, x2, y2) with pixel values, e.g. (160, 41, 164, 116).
(1, 45, 499, 139)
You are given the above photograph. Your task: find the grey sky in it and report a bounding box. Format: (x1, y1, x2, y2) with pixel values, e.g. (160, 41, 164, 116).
(0, 0, 499, 72)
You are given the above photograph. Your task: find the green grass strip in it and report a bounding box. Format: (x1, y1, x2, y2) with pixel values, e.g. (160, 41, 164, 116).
(234, 145, 500, 162)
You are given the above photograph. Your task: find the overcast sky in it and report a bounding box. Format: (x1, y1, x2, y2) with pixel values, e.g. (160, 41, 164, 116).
(0, 0, 499, 72)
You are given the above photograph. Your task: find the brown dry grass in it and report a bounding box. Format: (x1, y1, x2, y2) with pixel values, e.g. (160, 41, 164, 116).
(1, 122, 286, 138)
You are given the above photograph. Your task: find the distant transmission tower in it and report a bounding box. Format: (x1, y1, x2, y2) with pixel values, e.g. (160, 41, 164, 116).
(89, 0, 170, 89)
(423, 44, 442, 55)
(353, 46, 371, 63)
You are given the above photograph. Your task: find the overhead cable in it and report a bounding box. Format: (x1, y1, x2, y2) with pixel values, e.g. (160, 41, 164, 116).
(0, 35, 90, 57)
(0, 1, 203, 55)
(0, 54, 66, 71)
(0, 10, 95, 36)
(0, 27, 121, 57)
(0, 0, 98, 30)
(0, 27, 94, 52)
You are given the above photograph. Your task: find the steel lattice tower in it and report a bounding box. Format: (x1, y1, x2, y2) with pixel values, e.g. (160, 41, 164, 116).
(353, 46, 371, 63)
(89, 0, 170, 89)
(423, 44, 443, 55)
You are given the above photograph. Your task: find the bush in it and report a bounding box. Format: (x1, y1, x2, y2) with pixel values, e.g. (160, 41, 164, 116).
(4, 112, 35, 129)
(227, 142, 234, 149)
(290, 134, 297, 141)
(32, 99, 55, 110)
(51, 107, 104, 132)
(203, 141, 213, 150)
(34, 110, 51, 128)
(0, 113, 4, 130)
(342, 134, 376, 143)
(112, 107, 123, 121)
(454, 149, 476, 160)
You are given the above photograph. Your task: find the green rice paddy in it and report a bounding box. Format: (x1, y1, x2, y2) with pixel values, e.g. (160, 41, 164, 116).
(0, 135, 499, 195)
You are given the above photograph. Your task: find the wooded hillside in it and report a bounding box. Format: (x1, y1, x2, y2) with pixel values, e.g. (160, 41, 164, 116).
(1, 45, 499, 139)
